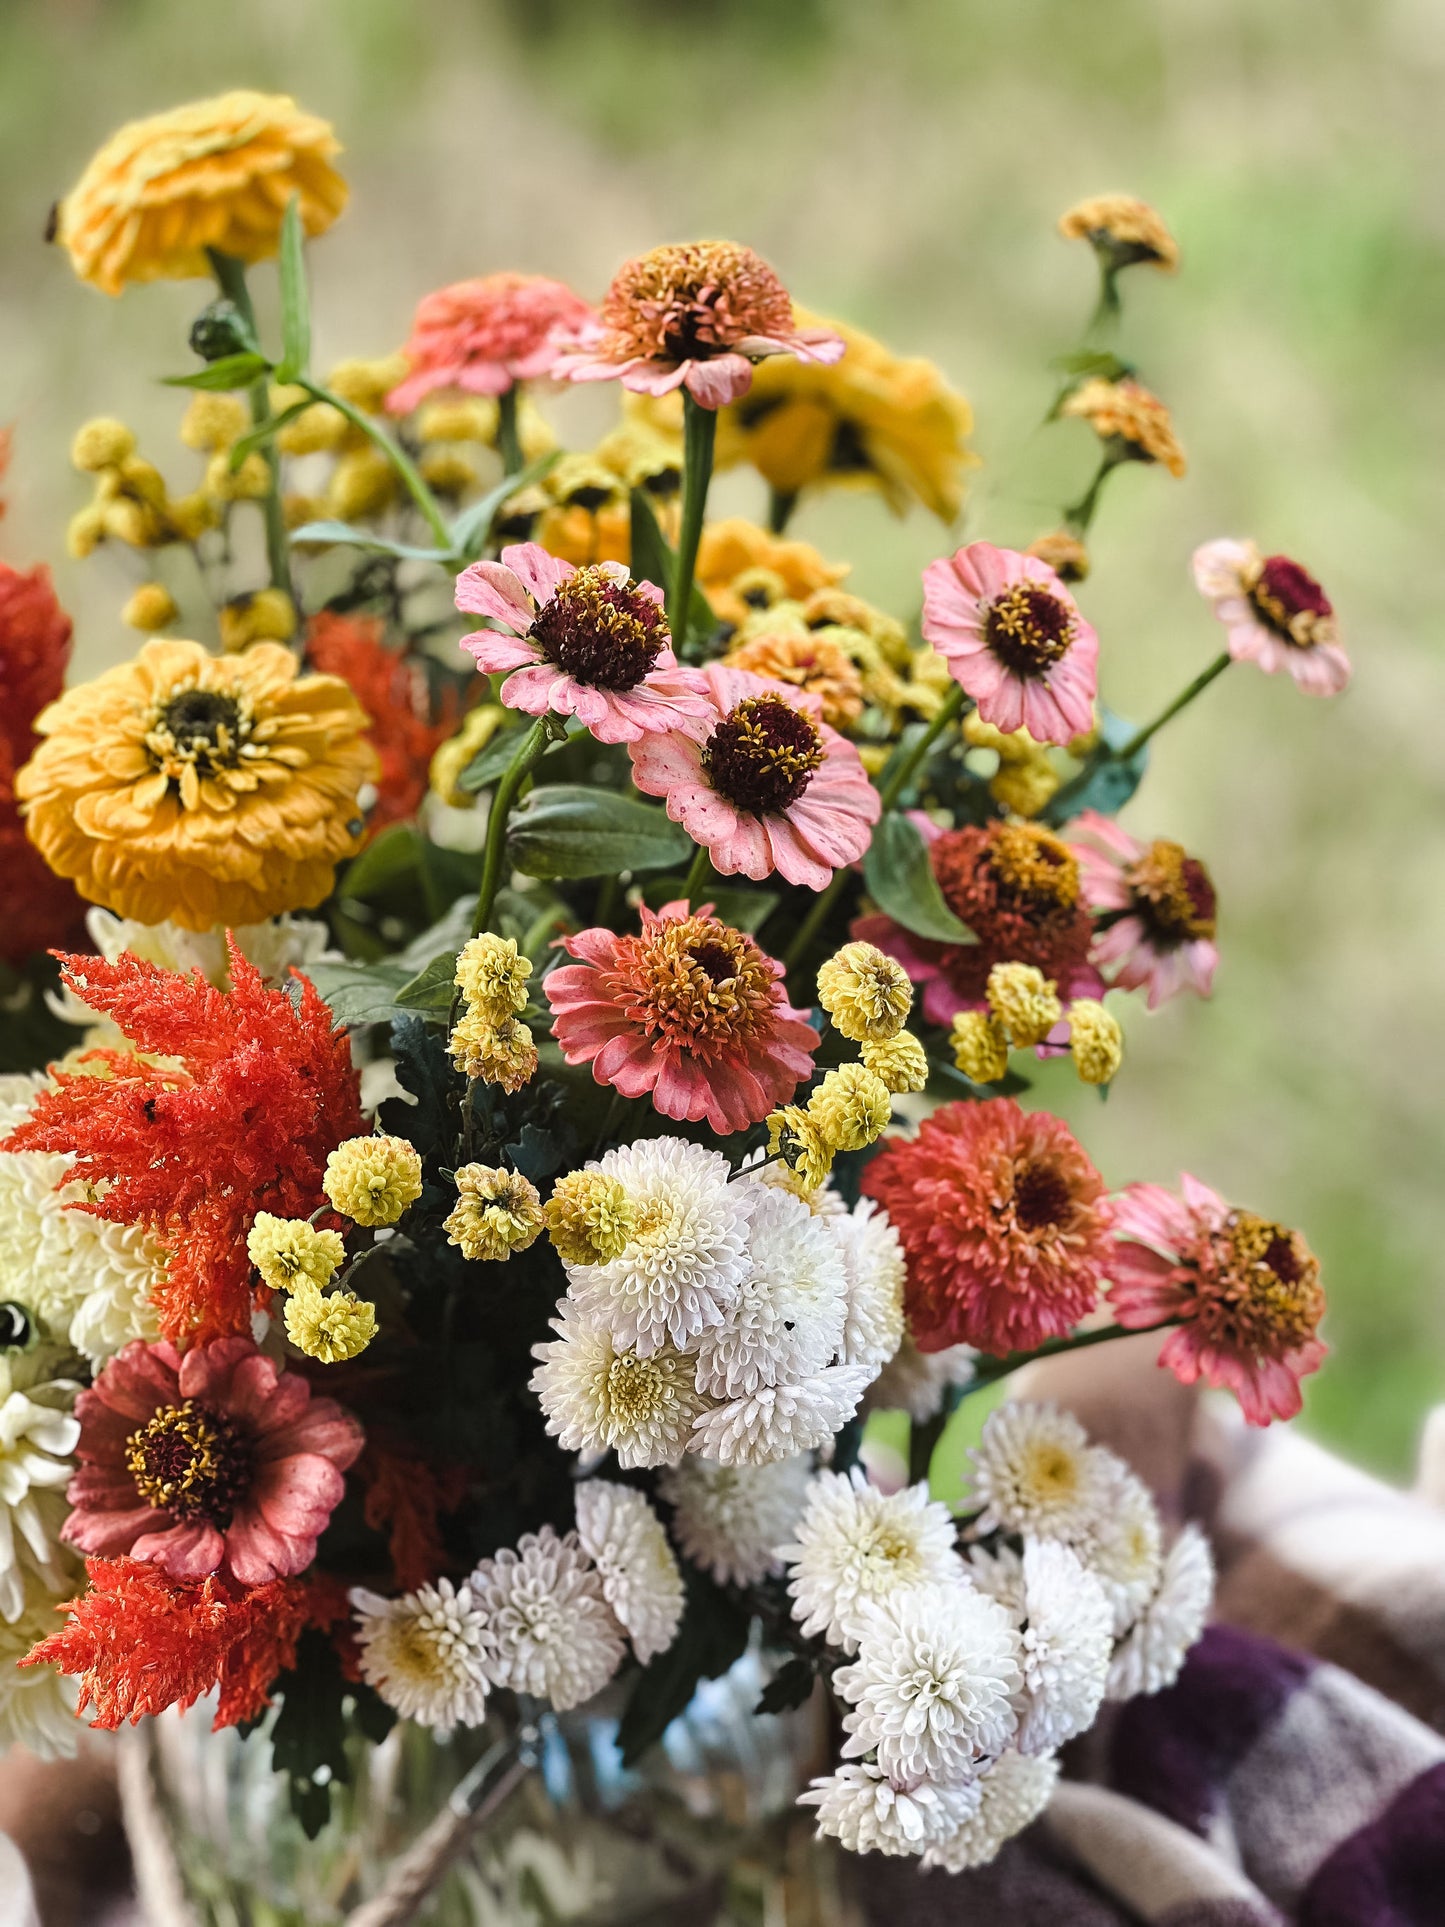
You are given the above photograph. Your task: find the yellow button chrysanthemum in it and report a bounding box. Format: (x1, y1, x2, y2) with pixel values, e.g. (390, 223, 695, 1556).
(324, 1135, 423, 1228)
(1068, 999, 1125, 1087)
(950, 1009, 1011, 1085)
(454, 934, 532, 1026)
(246, 1212, 344, 1294)
(816, 941, 913, 1045)
(445, 1164, 545, 1262)
(986, 962, 1063, 1050)
(544, 1170, 638, 1268)
(284, 1284, 377, 1363)
(808, 1064, 893, 1154)
(860, 1028, 930, 1096)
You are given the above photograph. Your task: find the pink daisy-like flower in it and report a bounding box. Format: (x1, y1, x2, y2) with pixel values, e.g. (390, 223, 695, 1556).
(1109, 1175, 1326, 1425)
(921, 542, 1100, 744)
(1067, 810, 1218, 1009)
(544, 898, 818, 1133)
(1192, 539, 1349, 696)
(555, 241, 843, 409)
(63, 1337, 363, 1587)
(386, 272, 594, 413)
(629, 663, 880, 892)
(455, 542, 713, 745)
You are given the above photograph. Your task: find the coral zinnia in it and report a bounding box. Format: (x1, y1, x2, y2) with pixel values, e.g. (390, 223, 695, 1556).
(1067, 810, 1218, 1008)
(54, 91, 347, 296)
(922, 543, 1099, 744)
(1108, 1174, 1326, 1425)
(387, 272, 594, 413)
(855, 817, 1101, 1028)
(558, 241, 843, 409)
(16, 637, 376, 929)
(0, 557, 84, 961)
(860, 1098, 1113, 1354)
(305, 611, 457, 835)
(629, 663, 880, 891)
(64, 1337, 362, 1586)
(545, 898, 818, 1133)
(456, 542, 710, 745)
(1192, 539, 1349, 696)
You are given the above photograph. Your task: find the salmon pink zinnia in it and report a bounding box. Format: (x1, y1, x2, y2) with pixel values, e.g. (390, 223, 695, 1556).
(1067, 810, 1218, 1009)
(386, 272, 594, 413)
(1192, 539, 1349, 696)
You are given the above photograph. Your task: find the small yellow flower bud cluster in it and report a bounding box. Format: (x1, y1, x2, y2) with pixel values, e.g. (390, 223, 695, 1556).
(963, 716, 1061, 819)
(121, 583, 180, 634)
(543, 1170, 638, 1267)
(445, 1163, 545, 1262)
(449, 936, 537, 1094)
(1068, 998, 1124, 1086)
(324, 1134, 423, 1227)
(246, 1209, 377, 1364)
(986, 962, 1062, 1050)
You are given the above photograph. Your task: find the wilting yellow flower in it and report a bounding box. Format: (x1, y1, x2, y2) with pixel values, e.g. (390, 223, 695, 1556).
(446, 1164, 545, 1262)
(180, 394, 248, 453)
(1068, 999, 1124, 1086)
(767, 1104, 834, 1192)
(861, 1029, 929, 1096)
(1060, 377, 1186, 478)
(709, 310, 976, 521)
(695, 518, 850, 630)
(725, 621, 864, 729)
(430, 703, 508, 808)
(217, 588, 297, 652)
(324, 1135, 423, 1228)
(986, 962, 1063, 1049)
(246, 1213, 345, 1294)
(121, 583, 180, 634)
(1059, 195, 1179, 273)
(55, 91, 347, 295)
(1026, 531, 1090, 583)
(448, 1012, 538, 1093)
(284, 1284, 376, 1362)
(16, 638, 375, 929)
(71, 418, 135, 472)
(808, 1064, 893, 1154)
(817, 941, 913, 1043)
(544, 1171, 638, 1268)
(949, 1009, 1010, 1085)
(454, 934, 531, 1025)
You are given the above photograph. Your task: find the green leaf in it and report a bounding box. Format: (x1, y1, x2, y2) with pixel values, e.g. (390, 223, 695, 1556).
(863, 812, 974, 945)
(267, 1630, 352, 1839)
(509, 784, 692, 880)
(393, 950, 459, 1013)
(629, 487, 675, 599)
(287, 519, 450, 563)
(305, 960, 414, 1027)
(226, 399, 313, 471)
(276, 196, 311, 381)
(617, 1573, 751, 1766)
(755, 1656, 817, 1716)
(457, 716, 583, 795)
(1041, 707, 1149, 825)
(163, 352, 272, 392)
(337, 824, 427, 902)
(449, 451, 559, 561)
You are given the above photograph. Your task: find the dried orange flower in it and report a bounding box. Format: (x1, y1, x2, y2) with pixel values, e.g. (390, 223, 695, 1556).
(1058, 195, 1179, 273)
(1060, 377, 1186, 478)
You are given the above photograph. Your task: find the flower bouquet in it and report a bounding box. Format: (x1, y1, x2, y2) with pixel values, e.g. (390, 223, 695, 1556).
(0, 95, 1350, 1924)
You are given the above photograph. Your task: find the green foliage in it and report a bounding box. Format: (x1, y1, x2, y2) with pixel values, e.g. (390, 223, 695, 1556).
(755, 1656, 817, 1716)
(863, 811, 974, 944)
(508, 784, 693, 879)
(629, 487, 717, 647)
(275, 196, 310, 382)
(287, 519, 452, 563)
(265, 1630, 395, 1840)
(617, 1569, 751, 1766)
(449, 451, 559, 562)
(457, 716, 583, 795)
(163, 351, 272, 391)
(1041, 708, 1149, 825)
(305, 959, 416, 1027)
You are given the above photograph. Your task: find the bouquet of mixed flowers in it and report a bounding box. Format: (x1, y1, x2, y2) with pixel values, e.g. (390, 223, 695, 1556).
(0, 91, 1349, 1897)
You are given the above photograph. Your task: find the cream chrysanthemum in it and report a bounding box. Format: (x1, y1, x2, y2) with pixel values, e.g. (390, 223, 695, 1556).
(920, 1750, 1060, 1873)
(351, 1579, 492, 1733)
(0, 1598, 78, 1758)
(657, 1455, 812, 1586)
(246, 1212, 344, 1294)
(561, 1140, 755, 1356)
(780, 1470, 963, 1652)
(471, 1527, 625, 1712)
(530, 1308, 705, 1469)
(1010, 1539, 1113, 1754)
(693, 1187, 847, 1398)
(574, 1479, 684, 1665)
(1076, 1456, 1164, 1635)
(864, 1333, 976, 1423)
(799, 1762, 981, 1858)
(967, 1403, 1114, 1541)
(831, 1200, 906, 1373)
(961, 1542, 1026, 1615)
(1106, 1523, 1213, 1700)
(0, 1362, 80, 1624)
(739, 1149, 847, 1218)
(691, 1365, 872, 1468)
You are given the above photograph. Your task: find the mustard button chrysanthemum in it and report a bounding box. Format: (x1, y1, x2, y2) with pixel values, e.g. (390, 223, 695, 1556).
(54, 91, 347, 296)
(246, 1212, 345, 1294)
(448, 1012, 538, 1094)
(445, 1164, 545, 1262)
(860, 1028, 930, 1096)
(454, 934, 532, 1026)
(1068, 999, 1124, 1087)
(284, 1283, 377, 1363)
(766, 1104, 834, 1191)
(808, 1063, 893, 1154)
(543, 1170, 638, 1269)
(121, 583, 180, 634)
(950, 1009, 1010, 1085)
(324, 1135, 423, 1228)
(15, 638, 376, 930)
(816, 940, 913, 1044)
(986, 962, 1063, 1050)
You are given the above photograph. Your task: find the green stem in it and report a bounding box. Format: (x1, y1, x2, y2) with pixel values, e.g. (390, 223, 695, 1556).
(668, 391, 716, 639)
(964, 1320, 1155, 1394)
(1063, 448, 1125, 536)
(1085, 260, 1123, 340)
(682, 843, 712, 904)
(879, 683, 967, 811)
(768, 488, 798, 536)
(297, 378, 452, 552)
(471, 718, 549, 937)
(780, 871, 846, 982)
(1113, 651, 1233, 762)
(206, 252, 291, 598)
(496, 385, 524, 476)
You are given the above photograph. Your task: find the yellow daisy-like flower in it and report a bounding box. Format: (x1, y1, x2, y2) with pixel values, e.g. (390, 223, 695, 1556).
(860, 1029, 929, 1096)
(949, 1009, 1010, 1085)
(543, 1171, 638, 1269)
(246, 1212, 345, 1294)
(693, 517, 850, 631)
(807, 1064, 893, 1154)
(16, 638, 375, 930)
(445, 1164, 545, 1263)
(284, 1284, 377, 1363)
(816, 940, 913, 1044)
(54, 91, 347, 296)
(986, 962, 1063, 1049)
(324, 1135, 423, 1228)
(1059, 195, 1179, 273)
(1068, 999, 1124, 1087)
(1060, 377, 1187, 478)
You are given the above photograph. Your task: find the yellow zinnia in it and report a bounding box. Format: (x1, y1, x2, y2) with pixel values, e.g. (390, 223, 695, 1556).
(17, 638, 376, 930)
(54, 91, 347, 296)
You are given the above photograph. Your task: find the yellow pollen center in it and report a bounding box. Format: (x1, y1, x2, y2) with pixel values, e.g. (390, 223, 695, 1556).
(605, 1352, 672, 1426)
(988, 822, 1081, 908)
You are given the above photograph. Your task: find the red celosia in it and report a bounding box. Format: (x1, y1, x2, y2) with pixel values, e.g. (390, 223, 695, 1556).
(2, 941, 364, 1341)
(305, 611, 458, 836)
(360, 1439, 468, 1592)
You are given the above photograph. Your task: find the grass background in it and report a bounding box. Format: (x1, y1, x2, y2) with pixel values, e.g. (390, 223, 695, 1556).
(1, 0, 1441, 1476)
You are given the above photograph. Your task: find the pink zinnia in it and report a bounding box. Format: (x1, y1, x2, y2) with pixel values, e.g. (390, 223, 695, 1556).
(1067, 810, 1218, 1009)
(386, 272, 594, 413)
(544, 898, 818, 1133)
(860, 1098, 1114, 1356)
(1192, 539, 1349, 696)
(629, 663, 880, 892)
(64, 1337, 363, 1588)
(555, 241, 843, 409)
(455, 542, 712, 745)
(1109, 1175, 1326, 1425)
(921, 542, 1099, 744)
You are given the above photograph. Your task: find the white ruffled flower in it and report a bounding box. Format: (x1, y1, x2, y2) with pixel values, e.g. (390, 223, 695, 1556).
(863, 1332, 977, 1423)
(0, 1363, 80, 1624)
(691, 1364, 872, 1468)
(1107, 1523, 1214, 1701)
(835, 1584, 1022, 1783)
(530, 1307, 706, 1469)
(741, 1150, 847, 1217)
(920, 1750, 1060, 1873)
(779, 1469, 963, 1652)
(65, 1222, 165, 1369)
(471, 1527, 626, 1712)
(658, 1455, 812, 1586)
(961, 1542, 1026, 1616)
(1076, 1455, 1164, 1635)
(799, 1761, 981, 1858)
(967, 1403, 1114, 1540)
(350, 1578, 492, 1734)
(574, 1480, 684, 1665)
(693, 1187, 847, 1398)
(561, 1140, 755, 1356)
(0, 1598, 78, 1759)
(831, 1201, 906, 1373)
(1010, 1539, 1113, 1754)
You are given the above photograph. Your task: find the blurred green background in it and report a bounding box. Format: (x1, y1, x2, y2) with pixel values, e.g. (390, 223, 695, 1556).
(1, 0, 1440, 1476)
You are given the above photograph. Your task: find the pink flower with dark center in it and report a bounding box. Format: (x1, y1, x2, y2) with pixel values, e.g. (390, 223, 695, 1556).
(386, 272, 594, 413)
(629, 663, 880, 891)
(63, 1337, 363, 1588)
(1192, 539, 1349, 696)
(455, 542, 713, 745)
(544, 899, 818, 1133)
(922, 542, 1099, 744)
(1109, 1175, 1326, 1425)
(1067, 810, 1218, 1009)
(555, 241, 843, 409)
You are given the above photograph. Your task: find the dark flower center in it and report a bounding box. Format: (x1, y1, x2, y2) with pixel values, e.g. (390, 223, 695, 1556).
(530, 570, 670, 690)
(703, 694, 824, 815)
(125, 1399, 254, 1528)
(1126, 840, 1217, 946)
(690, 940, 737, 984)
(1247, 555, 1334, 649)
(1013, 1160, 1073, 1232)
(983, 583, 1076, 678)
(1210, 1211, 1324, 1353)
(150, 687, 248, 775)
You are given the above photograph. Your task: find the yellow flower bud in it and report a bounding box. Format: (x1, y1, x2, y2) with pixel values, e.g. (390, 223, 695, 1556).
(448, 1012, 538, 1093)
(325, 446, 396, 521)
(207, 450, 273, 502)
(454, 934, 531, 1025)
(419, 448, 479, 497)
(118, 455, 169, 511)
(324, 1134, 423, 1228)
(989, 758, 1060, 819)
(767, 1104, 834, 1191)
(101, 496, 166, 547)
(276, 399, 348, 456)
(544, 1170, 638, 1268)
(1069, 999, 1124, 1086)
(180, 394, 248, 452)
(284, 1283, 377, 1363)
(860, 1028, 930, 1096)
(1025, 530, 1091, 583)
(429, 704, 508, 808)
(816, 940, 913, 1043)
(986, 961, 1063, 1049)
(121, 582, 180, 633)
(418, 397, 497, 444)
(808, 1063, 893, 1154)
(950, 1009, 1010, 1084)
(66, 504, 107, 559)
(168, 491, 221, 541)
(218, 588, 298, 652)
(246, 1212, 345, 1294)
(71, 417, 135, 472)
(445, 1163, 545, 1262)
(324, 355, 409, 415)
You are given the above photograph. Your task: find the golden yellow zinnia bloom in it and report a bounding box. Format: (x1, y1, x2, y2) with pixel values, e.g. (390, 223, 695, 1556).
(55, 91, 347, 296)
(17, 638, 376, 930)
(696, 518, 850, 630)
(1059, 195, 1179, 273)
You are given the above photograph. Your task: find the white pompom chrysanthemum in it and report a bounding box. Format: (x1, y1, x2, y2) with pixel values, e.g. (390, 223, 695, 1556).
(961, 1542, 1026, 1616)
(1011, 1539, 1113, 1754)
(691, 1365, 872, 1468)
(471, 1527, 625, 1712)
(799, 1761, 981, 1857)
(1106, 1523, 1213, 1701)
(66, 1222, 165, 1369)
(693, 1187, 847, 1398)
(0, 1598, 78, 1759)
(863, 1332, 977, 1423)
(574, 1479, 684, 1665)
(350, 1578, 492, 1734)
(530, 1308, 706, 1469)
(831, 1200, 906, 1373)
(1076, 1456, 1164, 1635)
(658, 1455, 812, 1586)
(835, 1584, 1021, 1783)
(779, 1469, 963, 1652)
(0, 1364, 80, 1624)
(920, 1749, 1060, 1873)
(561, 1140, 755, 1355)
(967, 1403, 1114, 1541)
